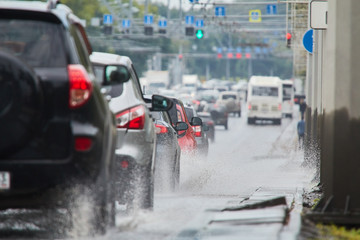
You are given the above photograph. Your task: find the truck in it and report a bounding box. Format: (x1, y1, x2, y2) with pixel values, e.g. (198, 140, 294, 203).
(143, 70, 170, 94)
(182, 74, 200, 92)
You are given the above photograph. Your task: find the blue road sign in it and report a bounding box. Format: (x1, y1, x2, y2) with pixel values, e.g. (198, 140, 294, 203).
(215, 6, 226, 17)
(195, 19, 204, 28)
(267, 4, 277, 15)
(217, 47, 222, 53)
(303, 29, 313, 53)
(185, 15, 195, 25)
(122, 19, 131, 28)
(144, 15, 153, 25)
(236, 47, 242, 53)
(189, 0, 199, 3)
(158, 19, 167, 28)
(103, 14, 113, 24)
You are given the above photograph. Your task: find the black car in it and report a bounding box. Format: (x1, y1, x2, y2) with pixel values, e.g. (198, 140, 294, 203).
(0, 1, 116, 234)
(151, 111, 187, 192)
(197, 112, 215, 143)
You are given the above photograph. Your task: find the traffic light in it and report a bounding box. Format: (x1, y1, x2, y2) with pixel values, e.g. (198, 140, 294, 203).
(195, 29, 204, 39)
(185, 27, 194, 36)
(144, 26, 153, 36)
(103, 25, 112, 35)
(286, 33, 292, 48)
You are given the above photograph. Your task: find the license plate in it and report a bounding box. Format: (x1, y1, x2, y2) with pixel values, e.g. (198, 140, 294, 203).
(0, 172, 10, 190)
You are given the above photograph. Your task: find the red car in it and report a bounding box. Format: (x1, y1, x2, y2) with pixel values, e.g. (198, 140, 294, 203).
(167, 98, 202, 154)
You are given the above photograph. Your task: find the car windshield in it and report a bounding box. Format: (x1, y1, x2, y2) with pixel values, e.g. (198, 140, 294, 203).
(222, 94, 236, 100)
(0, 19, 67, 68)
(252, 86, 279, 97)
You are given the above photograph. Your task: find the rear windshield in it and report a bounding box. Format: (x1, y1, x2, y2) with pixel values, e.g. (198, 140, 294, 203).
(252, 86, 278, 97)
(222, 94, 236, 100)
(0, 19, 67, 67)
(282, 84, 293, 100)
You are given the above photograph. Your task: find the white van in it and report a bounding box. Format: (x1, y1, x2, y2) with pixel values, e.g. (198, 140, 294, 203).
(247, 76, 283, 125)
(281, 80, 294, 118)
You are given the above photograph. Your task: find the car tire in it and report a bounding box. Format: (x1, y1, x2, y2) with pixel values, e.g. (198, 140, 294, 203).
(93, 174, 115, 234)
(238, 111, 241, 118)
(248, 117, 254, 125)
(274, 119, 282, 125)
(139, 163, 154, 210)
(0, 51, 43, 155)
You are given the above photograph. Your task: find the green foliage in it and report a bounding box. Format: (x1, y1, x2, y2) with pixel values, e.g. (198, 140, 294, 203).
(317, 224, 360, 239)
(61, 0, 105, 21)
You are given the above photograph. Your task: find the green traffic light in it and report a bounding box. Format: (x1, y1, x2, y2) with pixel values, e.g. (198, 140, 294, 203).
(196, 29, 204, 39)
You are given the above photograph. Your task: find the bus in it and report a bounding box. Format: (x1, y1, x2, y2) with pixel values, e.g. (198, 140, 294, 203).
(281, 80, 295, 118)
(247, 76, 283, 125)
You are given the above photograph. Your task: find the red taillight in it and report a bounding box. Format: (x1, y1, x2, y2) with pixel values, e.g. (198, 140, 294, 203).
(120, 160, 129, 169)
(68, 64, 93, 108)
(278, 103, 282, 111)
(194, 125, 202, 137)
(207, 121, 214, 126)
(116, 105, 145, 129)
(155, 124, 168, 134)
(74, 137, 92, 151)
(248, 103, 252, 110)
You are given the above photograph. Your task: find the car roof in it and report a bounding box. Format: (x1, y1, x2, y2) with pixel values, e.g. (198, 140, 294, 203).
(90, 52, 133, 67)
(0, 1, 79, 27)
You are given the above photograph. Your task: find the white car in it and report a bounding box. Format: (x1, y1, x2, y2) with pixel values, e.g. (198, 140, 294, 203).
(216, 91, 242, 117)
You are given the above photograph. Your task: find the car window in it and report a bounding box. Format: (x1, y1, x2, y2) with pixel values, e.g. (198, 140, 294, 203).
(252, 86, 279, 97)
(0, 19, 67, 67)
(222, 94, 236, 100)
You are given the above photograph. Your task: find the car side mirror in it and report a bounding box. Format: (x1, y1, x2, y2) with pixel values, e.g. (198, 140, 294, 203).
(202, 123, 209, 131)
(104, 65, 130, 85)
(150, 94, 173, 111)
(175, 122, 188, 131)
(191, 117, 202, 126)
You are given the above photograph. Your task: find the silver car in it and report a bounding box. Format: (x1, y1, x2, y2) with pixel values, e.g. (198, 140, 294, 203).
(90, 52, 171, 210)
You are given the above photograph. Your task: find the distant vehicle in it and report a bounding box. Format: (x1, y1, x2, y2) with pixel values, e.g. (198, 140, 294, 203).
(282, 80, 295, 118)
(247, 76, 283, 125)
(184, 106, 209, 157)
(0, 1, 117, 234)
(91, 52, 172, 211)
(197, 112, 215, 143)
(182, 74, 200, 91)
(208, 104, 229, 129)
(151, 110, 186, 192)
(167, 98, 202, 155)
(216, 91, 242, 117)
(143, 70, 170, 94)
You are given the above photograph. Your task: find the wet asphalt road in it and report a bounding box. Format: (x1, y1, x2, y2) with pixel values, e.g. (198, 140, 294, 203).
(0, 107, 315, 239)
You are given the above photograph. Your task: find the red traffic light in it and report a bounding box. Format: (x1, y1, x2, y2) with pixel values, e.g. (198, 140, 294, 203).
(286, 33, 292, 40)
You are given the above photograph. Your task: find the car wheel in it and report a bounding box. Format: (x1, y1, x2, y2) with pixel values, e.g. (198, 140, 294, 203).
(92, 163, 116, 235)
(0, 51, 43, 155)
(224, 122, 228, 130)
(238, 111, 241, 118)
(274, 119, 282, 125)
(247, 117, 253, 124)
(139, 163, 154, 210)
(173, 151, 180, 191)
